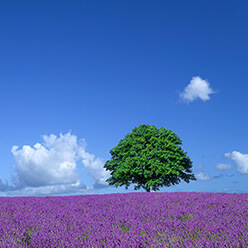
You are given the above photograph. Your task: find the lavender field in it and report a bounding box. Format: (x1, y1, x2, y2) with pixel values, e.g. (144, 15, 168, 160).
(0, 192, 247, 247)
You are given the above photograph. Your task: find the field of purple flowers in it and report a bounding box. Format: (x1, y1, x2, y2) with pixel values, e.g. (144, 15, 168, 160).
(0, 191, 247, 247)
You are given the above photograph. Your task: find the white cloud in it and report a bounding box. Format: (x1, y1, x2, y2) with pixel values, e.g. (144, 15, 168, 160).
(7, 132, 111, 196)
(11, 132, 80, 188)
(224, 151, 248, 174)
(216, 163, 232, 170)
(5, 182, 94, 197)
(78, 147, 111, 186)
(195, 172, 211, 181)
(180, 76, 216, 103)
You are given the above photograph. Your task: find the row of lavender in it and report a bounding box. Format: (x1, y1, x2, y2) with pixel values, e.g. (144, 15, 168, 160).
(0, 191, 247, 247)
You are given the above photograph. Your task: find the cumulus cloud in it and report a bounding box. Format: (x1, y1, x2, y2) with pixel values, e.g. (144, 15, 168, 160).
(179, 76, 216, 103)
(2, 132, 112, 196)
(216, 163, 232, 170)
(224, 151, 248, 174)
(78, 147, 112, 186)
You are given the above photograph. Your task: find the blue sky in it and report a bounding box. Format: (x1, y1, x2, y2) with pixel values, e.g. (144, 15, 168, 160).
(0, 0, 247, 196)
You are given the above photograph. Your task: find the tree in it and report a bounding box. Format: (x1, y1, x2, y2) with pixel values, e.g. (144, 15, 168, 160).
(104, 124, 196, 192)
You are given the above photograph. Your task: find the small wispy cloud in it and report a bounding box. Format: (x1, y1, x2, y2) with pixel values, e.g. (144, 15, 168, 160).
(179, 76, 216, 103)
(216, 163, 232, 170)
(195, 172, 211, 181)
(0, 132, 112, 196)
(0, 179, 10, 191)
(224, 151, 248, 174)
(213, 174, 224, 179)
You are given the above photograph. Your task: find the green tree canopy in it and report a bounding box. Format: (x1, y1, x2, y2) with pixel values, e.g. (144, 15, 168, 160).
(104, 124, 196, 192)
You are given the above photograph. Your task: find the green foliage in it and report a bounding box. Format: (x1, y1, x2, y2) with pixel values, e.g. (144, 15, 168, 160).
(104, 124, 196, 192)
